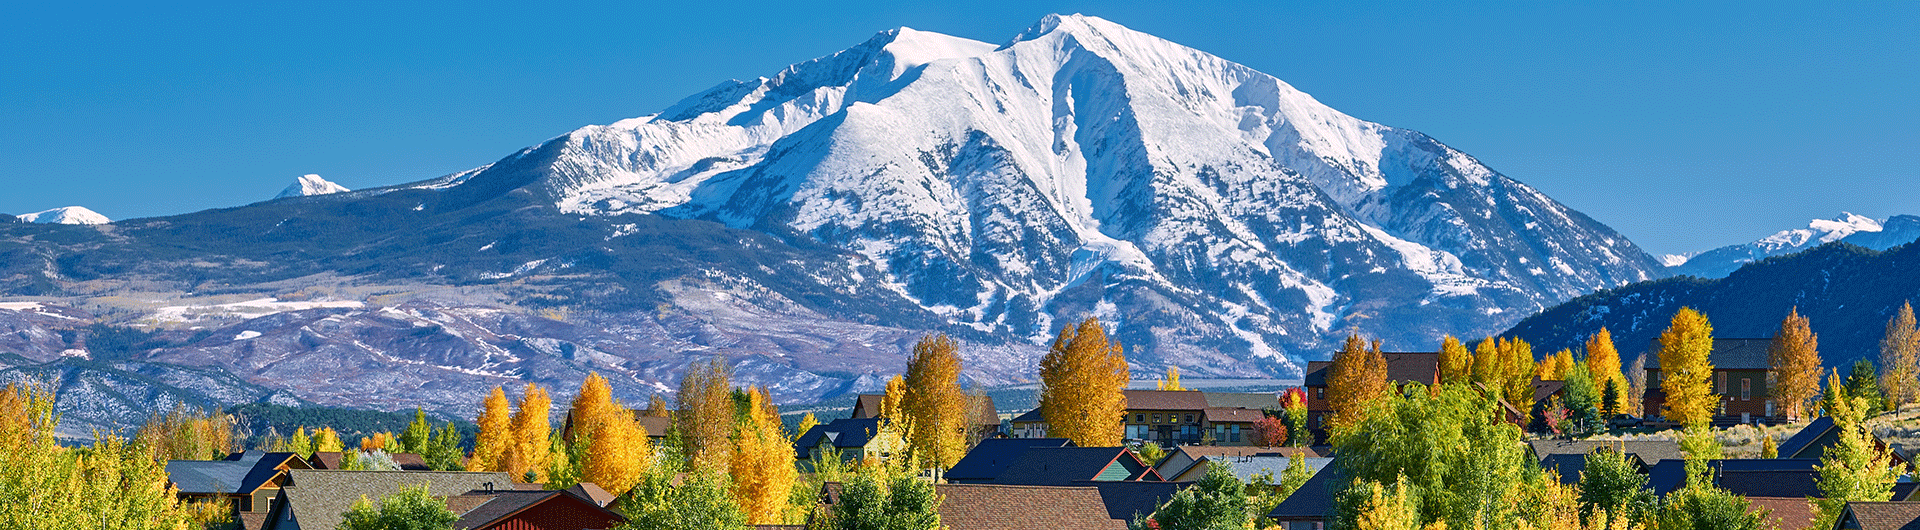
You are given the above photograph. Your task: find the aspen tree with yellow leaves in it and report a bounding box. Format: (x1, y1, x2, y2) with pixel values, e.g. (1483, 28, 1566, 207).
(1771, 308, 1822, 420)
(1880, 302, 1920, 409)
(471, 386, 512, 472)
(795, 412, 820, 442)
(677, 358, 736, 470)
(1037, 317, 1130, 447)
(1658, 307, 1718, 425)
(1326, 334, 1388, 430)
(731, 387, 797, 525)
(1438, 335, 1472, 385)
(1472, 338, 1502, 388)
(509, 383, 553, 482)
(1586, 328, 1629, 417)
(903, 334, 967, 471)
(1501, 338, 1538, 413)
(1158, 366, 1185, 390)
(567, 372, 652, 496)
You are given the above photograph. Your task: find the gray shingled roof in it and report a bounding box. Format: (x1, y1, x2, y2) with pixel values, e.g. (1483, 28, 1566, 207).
(1268, 460, 1343, 521)
(1185, 456, 1332, 484)
(1643, 338, 1773, 370)
(1202, 392, 1278, 410)
(168, 451, 300, 494)
(277, 470, 514, 530)
(1526, 440, 1684, 467)
(1846, 502, 1920, 530)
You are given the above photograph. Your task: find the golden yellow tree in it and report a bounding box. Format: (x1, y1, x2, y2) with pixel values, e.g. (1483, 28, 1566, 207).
(1327, 334, 1389, 430)
(1586, 328, 1628, 415)
(1157, 366, 1185, 390)
(311, 427, 344, 453)
(881, 374, 907, 422)
(1471, 338, 1502, 387)
(1501, 337, 1539, 412)
(730, 387, 797, 524)
(582, 398, 651, 497)
(1438, 335, 1472, 385)
(1037, 317, 1130, 447)
(643, 394, 670, 417)
(1881, 302, 1920, 408)
(509, 383, 553, 482)
(903, 333, 966, 470)
(1538, 349, 1574, 381)
(1771, 307, 1823, 420)
(1658, 307, 1718, 425)
(795, 412, 820, 441)
(471, 386, 513, 472)
(676, 358, 736, 470)
(569, 372, 623, 439)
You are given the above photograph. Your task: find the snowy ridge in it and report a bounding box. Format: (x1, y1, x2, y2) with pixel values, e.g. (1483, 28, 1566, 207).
(276, 174, 352, 198)
(1668, 213, 1920, 278)
(414, 14, 1661, 375)
(16, 206, 109, 225)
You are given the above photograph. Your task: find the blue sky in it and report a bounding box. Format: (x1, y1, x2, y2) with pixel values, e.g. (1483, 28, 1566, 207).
(2, 1, 1914, 257)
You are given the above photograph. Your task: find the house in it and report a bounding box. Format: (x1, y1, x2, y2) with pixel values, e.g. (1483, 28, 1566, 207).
(1169, 455, 1333, 484)
(1202, 407, 1266, 445)
(563, 482, 618, 508)
(1122, 390, 1211, 445)
(1834, 502, 1920, 530)
(793, 417, 904, 465)
(945, 438, 1076, 484)
(849, 393, 1002, 437)
(1268, 459, 1343, 530)
(1526, 440, 1683, 468)
(989, 447, 1165, 486)
(1154, 445, 1321, 479)
(306, 451, 431, 470)
(166, 451, 311, 530)
(1777, 416, 1913, 469)
(446, 488, 627, 530)
(264, 469, 516, 530)
(558, 410, 673, 444)
(1303, 352, 1441, 437)
(934, 484, 1128, 530)
(1641, 338, 1781, 424)
(1008, 409, 1048, 438)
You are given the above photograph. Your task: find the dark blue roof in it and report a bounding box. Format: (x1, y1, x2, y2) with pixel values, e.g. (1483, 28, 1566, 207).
(1540, 453, 1588, 485)
(167, 451, 299, 494)
(1269, 459, 1343, 521)
(1643, 458, 1822, 497)
(795, 418, 886, 458)
(989, 447, 1150, 486)
(1777, 416, 1837, 459)
(945, 438, 1075, 483)
(1085, 481, 1187, 521)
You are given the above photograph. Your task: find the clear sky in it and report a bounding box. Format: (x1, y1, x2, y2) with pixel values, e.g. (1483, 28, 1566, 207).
(3, 1, 1914, 257)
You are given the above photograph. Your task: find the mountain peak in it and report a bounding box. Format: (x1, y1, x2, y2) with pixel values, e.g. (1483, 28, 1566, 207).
(17, 206, 109, 225)
(1668, 212, 1920, 278)
(276, 174, 352, 199)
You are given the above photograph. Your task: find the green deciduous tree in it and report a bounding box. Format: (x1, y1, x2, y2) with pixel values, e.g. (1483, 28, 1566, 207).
(338, 484, 458, 530)
(1331, 383, 1532, 530)
(616, 463, 747, 530)
(398, 408, 431, 455)
(1132, 461, 1248, 530)
(1575, 448, 1655, 527)
(820, 466, 942, 530)
(0, 383, 195, 530)
(1812, 390, 1901, 529)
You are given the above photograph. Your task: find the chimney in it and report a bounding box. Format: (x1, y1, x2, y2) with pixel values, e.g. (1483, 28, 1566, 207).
(484, 482, 494, 493)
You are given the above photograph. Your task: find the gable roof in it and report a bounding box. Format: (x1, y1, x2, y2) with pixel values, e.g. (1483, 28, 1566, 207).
(970, 394, 1000, 427)
(1082, 481, 1187, 521)
(449, 489, 626, 530)
(634, 415, 672, 438)
(564, 482, 617, 507)
(1157, 446, 1321, 478)
(1303, 353, 1441, 387)
(1179, 456, 1333, 484)
(935, 484, 1127, 530)
(1778, 416, 1837, 459)
(1269, 459, 1343, 521)
(1842, 502, 1920, 530)
(990, 447, 1162, 486)
(168, 451, 303, 494)
(946, 438, 1076, 482)
(276, 469, 515, 530)
(852, 394, 885, 419)
(796, 418, 887, 452)
(1123, 390, 1210, 411)
(1747, 497, 1818, 530)
(1010, 409, 1045, 424)
(1644, 459, 1822, 497)
(1643, 338, 1772, 370)
(1539, 454, 1590, 485)
(1203, 392, 1278, 410)
(1527, 439, 1684, 467)
(1203, 407, 1267, 424)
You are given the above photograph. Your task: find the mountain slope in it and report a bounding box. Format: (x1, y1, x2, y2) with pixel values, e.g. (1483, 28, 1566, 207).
(423, 14, 1660, 373)
(277, 174, 352, 199)
(1666, 213, 1920, 278)
(16, 206, 109, 225)
(0, 15, 1661, 411)
(1504, 240, 1920, 367)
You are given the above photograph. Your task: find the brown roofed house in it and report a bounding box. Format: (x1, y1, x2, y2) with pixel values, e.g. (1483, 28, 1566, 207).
(1835, 501, 1920, 530)
(936, 484, 1128, 530)
(447, 488, 627, 530)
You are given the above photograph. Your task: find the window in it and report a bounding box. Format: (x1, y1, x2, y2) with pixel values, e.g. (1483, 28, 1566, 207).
(1717, 372, 1726, 393)
(1152, 414, 1162, 423)
(1185, 414, 1194, 424)
(1135, 414, 1144, 423)
(1742, 379, 1751, 401)
(1230, 424, 1241, 442)
(1315, 388, 1325, 399)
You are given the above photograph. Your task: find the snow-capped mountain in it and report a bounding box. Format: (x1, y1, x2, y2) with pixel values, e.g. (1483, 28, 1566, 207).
(1666, 213, 1920, 278)
(423, 14, 1661, 374)
(276, 174, 352, 199)
(16, 206, 109, 225)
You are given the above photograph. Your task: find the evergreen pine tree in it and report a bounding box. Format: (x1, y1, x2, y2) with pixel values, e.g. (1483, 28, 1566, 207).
(1846, 360, 1888, 417)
